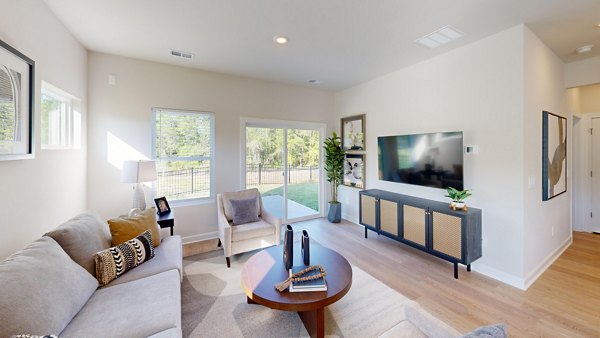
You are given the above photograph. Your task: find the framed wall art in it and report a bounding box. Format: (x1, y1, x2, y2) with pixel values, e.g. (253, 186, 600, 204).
(341, 114, 365, 151)
(542, 111, 567, 201)
(0, 39, 34, 160)
(343, 153, 364, 189)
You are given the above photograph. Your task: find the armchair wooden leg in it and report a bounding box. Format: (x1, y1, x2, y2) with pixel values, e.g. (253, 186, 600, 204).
(217, 238, 222, 247)
(226, 257, 230, 268)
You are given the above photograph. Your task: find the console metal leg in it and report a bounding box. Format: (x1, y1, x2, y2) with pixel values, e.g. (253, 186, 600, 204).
(467, 264, 471, 272)
(454, 262, 458, 279)
(365, 227, 368, 238)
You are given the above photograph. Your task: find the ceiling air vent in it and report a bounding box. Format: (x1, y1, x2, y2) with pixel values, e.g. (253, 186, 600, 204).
(169, 49, 194, 60)
(415, 25, 463, 49)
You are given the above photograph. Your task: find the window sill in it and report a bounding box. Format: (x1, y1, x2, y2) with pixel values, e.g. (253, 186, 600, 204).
(170, 197, 215, 208)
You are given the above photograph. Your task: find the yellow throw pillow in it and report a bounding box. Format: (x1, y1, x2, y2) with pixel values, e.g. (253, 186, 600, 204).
(108, 208, 161, 247)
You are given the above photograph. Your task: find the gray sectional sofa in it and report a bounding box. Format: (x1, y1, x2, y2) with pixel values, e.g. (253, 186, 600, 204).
(0, 211, 183, 338)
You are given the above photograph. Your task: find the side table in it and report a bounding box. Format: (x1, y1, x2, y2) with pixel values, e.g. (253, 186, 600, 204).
(157, 210, 175, 236)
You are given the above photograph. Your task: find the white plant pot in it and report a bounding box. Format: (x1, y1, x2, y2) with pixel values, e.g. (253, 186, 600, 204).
(450, 201, 465, 209)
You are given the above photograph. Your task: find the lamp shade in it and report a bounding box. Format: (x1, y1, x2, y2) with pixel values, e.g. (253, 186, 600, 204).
(121, 160, 157, 183)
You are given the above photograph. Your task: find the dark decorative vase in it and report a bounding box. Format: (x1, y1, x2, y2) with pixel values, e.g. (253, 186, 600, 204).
(283, 224, 293, 269)
(328, 202, 342, 223)
(301, 230, 310, 266)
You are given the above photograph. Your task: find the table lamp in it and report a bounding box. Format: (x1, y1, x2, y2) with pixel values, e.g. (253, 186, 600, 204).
(121, 160, 157, 210)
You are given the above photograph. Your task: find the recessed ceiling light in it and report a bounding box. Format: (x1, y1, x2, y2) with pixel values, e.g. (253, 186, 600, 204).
(415, 25, 464, 49)
(576, 45, 594, 53)
(307, 79, 321, 84)
(274, 36, 289, 45)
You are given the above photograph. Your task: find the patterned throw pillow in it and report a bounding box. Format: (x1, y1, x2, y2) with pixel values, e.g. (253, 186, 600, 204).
(94, 230, 155, 286)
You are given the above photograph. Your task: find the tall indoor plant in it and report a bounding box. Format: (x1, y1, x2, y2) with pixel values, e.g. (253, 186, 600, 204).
(324, 132, 345, 222)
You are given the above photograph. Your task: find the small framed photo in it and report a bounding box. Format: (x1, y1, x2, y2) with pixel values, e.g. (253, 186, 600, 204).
(341, 114, 366, 151)
(343, 154, 364, 189)
(154, 197, 171, 215)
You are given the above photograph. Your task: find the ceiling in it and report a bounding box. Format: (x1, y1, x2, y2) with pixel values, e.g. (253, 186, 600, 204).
(43, 0, 600, 90)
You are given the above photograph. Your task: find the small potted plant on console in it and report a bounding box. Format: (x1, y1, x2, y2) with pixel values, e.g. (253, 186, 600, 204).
(445, 187, 471, 211)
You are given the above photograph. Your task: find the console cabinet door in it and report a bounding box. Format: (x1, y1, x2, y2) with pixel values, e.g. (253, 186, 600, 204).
(402, 204, 427, 249)
(360, 194, 377, 230)
(379, 199, 399, 237)
(430, 211, 463, 261)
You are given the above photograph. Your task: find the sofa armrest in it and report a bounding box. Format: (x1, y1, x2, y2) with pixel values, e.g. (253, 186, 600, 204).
(217, 194, 233, 257)
(261, 209, 281, 246)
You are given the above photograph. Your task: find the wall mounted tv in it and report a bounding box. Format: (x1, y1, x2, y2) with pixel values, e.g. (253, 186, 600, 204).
(378, 131, 463, 190)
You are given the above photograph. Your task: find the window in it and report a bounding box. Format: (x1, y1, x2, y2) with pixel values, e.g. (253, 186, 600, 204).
(152, 108, 214, 201)
(41, 82, 81, 149)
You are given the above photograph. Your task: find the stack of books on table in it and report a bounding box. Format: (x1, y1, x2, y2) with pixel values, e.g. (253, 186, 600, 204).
(289, 266, 327, 292)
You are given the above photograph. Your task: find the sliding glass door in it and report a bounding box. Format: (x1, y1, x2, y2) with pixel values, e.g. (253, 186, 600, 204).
(244, 121, 322, 222)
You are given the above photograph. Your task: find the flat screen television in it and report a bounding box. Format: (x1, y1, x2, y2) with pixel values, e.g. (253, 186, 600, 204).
(378, 131, 463, 190)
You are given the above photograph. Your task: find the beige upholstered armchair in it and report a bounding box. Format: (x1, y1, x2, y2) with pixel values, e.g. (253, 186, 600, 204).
(217, 188, 281, 267)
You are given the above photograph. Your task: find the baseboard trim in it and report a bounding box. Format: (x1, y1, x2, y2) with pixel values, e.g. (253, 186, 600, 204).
(523, 235, 572, 290)
(342, 213, 359, 225)
(182, 231, 219, 244)
(471, 264, 526, 290)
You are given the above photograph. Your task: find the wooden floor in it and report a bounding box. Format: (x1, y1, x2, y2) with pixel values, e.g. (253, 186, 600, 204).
(185, 219, 600, 337)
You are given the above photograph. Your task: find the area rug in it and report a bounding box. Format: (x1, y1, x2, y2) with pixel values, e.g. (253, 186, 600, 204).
(182, 249, 459, 338)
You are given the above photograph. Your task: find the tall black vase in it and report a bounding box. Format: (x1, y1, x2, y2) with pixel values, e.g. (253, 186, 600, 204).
(283, 224, 293, 270)
(301, 230, 310, 266)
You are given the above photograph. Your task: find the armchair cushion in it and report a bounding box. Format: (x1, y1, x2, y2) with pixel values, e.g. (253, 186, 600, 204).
(231, 219, 276, 242)
(221, 188, 263, 221)
(230, 197, 260, 225)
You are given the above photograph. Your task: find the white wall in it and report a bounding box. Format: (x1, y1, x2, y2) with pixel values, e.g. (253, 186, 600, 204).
(565, 56, 600, 89)
(335, 26, 527, 287)
(0, 0, 87, 260)
(521, 27, 571, 288)
(579, 84, 600, 113)
(87, 52, 334, 242)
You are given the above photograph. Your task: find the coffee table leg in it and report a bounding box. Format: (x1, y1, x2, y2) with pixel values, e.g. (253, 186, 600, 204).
(247, 296, 257, 305)
(298, 307, 324, 338)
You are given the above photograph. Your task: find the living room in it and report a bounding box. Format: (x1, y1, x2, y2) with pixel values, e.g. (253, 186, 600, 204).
(1, 0, 600, 337)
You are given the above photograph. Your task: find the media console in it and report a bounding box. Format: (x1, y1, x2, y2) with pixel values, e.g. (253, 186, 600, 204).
(359, 189, 482, 278)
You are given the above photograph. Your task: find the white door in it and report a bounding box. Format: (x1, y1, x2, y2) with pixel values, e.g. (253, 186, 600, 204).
(591, 118, 600, 232)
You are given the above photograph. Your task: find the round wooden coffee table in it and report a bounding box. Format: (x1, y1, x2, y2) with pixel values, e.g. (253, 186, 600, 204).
(241, 243, 352, 338)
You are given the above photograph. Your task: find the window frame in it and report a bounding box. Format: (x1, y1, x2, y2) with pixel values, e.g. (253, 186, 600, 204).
(151, 107, 215, 203)
(40, 81, 81, 150)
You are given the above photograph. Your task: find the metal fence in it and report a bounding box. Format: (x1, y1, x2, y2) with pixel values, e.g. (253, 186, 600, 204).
(156, 166, 211, 200)
(245, 164, 319, 186)
(156, 164, 320, 199)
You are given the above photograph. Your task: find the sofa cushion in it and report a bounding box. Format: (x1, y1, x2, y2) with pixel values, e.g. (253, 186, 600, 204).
(230, 196, 260, 225)
(45, 211, 112, 276)
(108, 207, 161, 247)
(231, 219, 275, 242)
(94, 230, 155, 286)
(103, 235, 183, 287)
(60, 270, 181, 338)
(221, 188, 262, 221)
(0, 237, 98, 337)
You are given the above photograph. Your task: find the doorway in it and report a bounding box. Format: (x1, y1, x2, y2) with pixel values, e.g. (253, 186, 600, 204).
(242, 119, 325, 223)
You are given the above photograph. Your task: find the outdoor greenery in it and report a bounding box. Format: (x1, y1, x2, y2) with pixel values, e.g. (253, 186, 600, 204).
(40, 93, 61, 146)
(154, 111, 213, 200)
(259, 183, 319, 211)
(324, 132, 345, 203)
(246, 127, 319, 167)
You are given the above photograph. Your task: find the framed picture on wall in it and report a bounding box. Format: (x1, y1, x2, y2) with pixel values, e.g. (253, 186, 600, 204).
(0, 39, 35, 161)
(542, 111, 567, 201)
(341, 114, 365, 151)
(343, 154, 364, 189)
